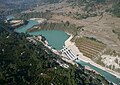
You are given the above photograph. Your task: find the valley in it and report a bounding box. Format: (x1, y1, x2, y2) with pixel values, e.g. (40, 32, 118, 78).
(1, 0, 120, 84)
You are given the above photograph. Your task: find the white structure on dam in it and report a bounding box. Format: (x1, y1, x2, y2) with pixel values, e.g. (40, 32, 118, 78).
(60, 47, 78, 60)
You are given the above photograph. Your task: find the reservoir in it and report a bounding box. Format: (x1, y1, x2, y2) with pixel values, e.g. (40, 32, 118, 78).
(29, 30, 69, 50)
(13, 19, 120, 85)
(14, 20, 69, 50)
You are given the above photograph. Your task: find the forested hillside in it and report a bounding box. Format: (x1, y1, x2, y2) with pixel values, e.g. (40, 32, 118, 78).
(0, 21, 110, 85)
(0, 0, 37, 17)
(37, 0, 62, 4)
(68, 0, 120, 17)
(111, 0, 120, 17)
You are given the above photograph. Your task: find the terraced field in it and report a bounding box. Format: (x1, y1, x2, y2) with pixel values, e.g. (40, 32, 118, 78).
(75, 37, 106, 58)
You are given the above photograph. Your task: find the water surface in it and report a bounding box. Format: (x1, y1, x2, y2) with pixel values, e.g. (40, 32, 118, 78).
(29, 30, 69, 50)
(76, 60, 120, 84)
(15, 20, 38, 33)
(15, 20, 69, 50)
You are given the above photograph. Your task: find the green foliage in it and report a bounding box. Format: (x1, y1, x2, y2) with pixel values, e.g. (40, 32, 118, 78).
(28, 22, 78, 35)
(112, 0, 120, 17)
(67, 0, 107, 18)
(68, 0, 106, 5)
(75, 37, 106, 58)
(38, 0, 61, 4)
(0, 21, 110, 85)
(16, 12, 52, 20)
(112, 29, 120, 40)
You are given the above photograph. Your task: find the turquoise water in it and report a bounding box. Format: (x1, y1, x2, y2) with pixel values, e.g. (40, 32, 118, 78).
(14, 19, 120, 84)
(15, 20, 38, 33)
(15, 20, 69, 50)
(29, 30, 69, 50)
(76, 60, 120, 84)
(6, 15, 15, 20)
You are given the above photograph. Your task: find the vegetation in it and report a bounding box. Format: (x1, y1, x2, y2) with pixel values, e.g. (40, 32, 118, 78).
(15, 11, 52, 20)
(104, 48, 120, 57)
(73, 13, 97, 20)
(0, 0, 37, 17)
(67, 0, 120, 19)
(112, 29, 120, 40)
(67, 0, 106, 5)
(67, 0, 107, 18)
(37, 0, 62, 4)
(86, 37, 104, 44)
(28, 21, 79, 35)
(75, 37, 106, 59)
(75, 37, 108, 68)
(111, 0, 120, 17)
(0, 21, 110, 85)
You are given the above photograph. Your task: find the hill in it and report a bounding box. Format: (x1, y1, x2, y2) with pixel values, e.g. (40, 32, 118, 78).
(0, 21, 110, 85)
